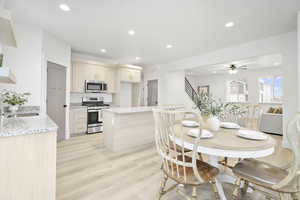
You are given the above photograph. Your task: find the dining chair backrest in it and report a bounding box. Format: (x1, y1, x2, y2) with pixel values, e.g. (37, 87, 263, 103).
(222, 111, 239, 124)
(221, 104, 244, 124)
(244, 104, 263, 130)
(273, 113, 300, 190)
(153, 108, 205, 184)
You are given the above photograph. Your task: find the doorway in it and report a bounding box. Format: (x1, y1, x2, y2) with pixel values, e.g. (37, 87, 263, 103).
(47, 62, 67, 141)
(147, 79, 158, 106)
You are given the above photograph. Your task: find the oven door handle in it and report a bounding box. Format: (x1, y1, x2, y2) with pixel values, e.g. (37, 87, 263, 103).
(88, 109, 101, 112)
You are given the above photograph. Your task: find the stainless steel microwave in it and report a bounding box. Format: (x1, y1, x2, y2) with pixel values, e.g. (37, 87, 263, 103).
(85, 80, 107, 93)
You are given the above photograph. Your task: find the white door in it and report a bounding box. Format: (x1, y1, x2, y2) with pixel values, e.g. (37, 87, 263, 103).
(147, 79, 158, 106)
(47, 62, 67, 141)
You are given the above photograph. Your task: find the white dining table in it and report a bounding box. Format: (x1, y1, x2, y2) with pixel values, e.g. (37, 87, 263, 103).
(173, 124, 276, 200)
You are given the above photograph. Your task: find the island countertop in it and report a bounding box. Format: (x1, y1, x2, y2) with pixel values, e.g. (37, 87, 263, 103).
(104, 105, 185, 114)
(103, 106, 156, 114)
(0, 115, 58, 137)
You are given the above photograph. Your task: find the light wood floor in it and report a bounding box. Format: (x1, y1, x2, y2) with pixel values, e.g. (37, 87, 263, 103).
(57, 134, 291, 200)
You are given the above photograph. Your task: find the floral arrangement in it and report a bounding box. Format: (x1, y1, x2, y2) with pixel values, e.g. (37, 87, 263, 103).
(1, 90, 30, 106)
(195, 91, 246, 118)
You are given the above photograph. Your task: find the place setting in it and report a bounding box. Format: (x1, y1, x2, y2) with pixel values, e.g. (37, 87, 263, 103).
(181, 120, 214, 139)
(220, 121, 268, 141)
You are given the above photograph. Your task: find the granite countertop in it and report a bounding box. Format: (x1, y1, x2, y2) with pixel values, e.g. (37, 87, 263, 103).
(0, 115, 58, 137)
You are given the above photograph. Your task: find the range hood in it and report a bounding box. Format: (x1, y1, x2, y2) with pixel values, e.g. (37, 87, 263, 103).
(0, 8, 17, 47)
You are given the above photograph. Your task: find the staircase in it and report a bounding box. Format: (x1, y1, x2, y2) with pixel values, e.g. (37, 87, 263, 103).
(185, 77, 198, 106)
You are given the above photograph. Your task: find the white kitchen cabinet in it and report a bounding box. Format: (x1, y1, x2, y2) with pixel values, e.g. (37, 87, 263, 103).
(71, 61, 116, 93)
(131, 70, 141, 83)
(104, 68, 116, 93)
(120, 68, 131, 82)
(71, 62, 88, 93)
(69, 108, 87, 135)
(120, 68, 141, 83)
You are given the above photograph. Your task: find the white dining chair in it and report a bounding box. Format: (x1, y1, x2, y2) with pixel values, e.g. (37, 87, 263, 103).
(243, 104, 263, 130)
(153, 108, 220, 200)
(231, 113, 300, 200)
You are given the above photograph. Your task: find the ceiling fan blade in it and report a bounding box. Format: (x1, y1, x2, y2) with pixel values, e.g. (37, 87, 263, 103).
(238, 65, 248, 70)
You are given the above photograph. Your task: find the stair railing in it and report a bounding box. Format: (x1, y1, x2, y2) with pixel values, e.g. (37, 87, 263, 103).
(185, 77, 198, 106)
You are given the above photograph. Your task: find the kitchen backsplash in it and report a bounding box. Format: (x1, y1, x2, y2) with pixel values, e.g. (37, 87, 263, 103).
(70, 92, 113, 104)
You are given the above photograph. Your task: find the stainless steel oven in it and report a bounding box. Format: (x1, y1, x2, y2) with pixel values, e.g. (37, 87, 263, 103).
(85, 80, 107, 93)
(87, 107, 103, 133)
(82, 97, 110, 134)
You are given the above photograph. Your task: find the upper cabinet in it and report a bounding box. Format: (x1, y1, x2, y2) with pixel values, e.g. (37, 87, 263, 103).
(0, 9, 17, 47)
(104, 68, 116, 93)
(120, 68, 141, 83)
(71, 61, 117, 93)
(71, 61, 142, 94)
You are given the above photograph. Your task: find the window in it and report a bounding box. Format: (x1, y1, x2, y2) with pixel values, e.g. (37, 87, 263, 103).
(259, 76, 283, 103)
(226, 79, 248, 102)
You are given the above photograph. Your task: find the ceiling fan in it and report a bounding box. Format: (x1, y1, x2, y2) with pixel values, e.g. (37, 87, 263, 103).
(228, 64, 249, 74)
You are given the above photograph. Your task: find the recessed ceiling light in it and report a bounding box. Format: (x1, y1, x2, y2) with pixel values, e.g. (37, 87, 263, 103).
(59, 4, 71, 12)
(100, 49, 107, 53)
(128, 29, 135, 36)
(166, 44, 173, 49)
(135, 57, 141, 60)
(225, 21, 235, 28)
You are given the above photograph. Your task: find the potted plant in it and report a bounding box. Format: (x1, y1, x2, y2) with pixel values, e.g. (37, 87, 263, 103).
(1, 90, 30, 113)
(195, 92, 247, 131)
(195, 92, 225, 131)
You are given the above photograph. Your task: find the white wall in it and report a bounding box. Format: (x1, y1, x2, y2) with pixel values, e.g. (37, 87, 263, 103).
(0, 22, 43, 107)
(187, 67, 283, 104)
(42, 32, 71, 140)
(144, 31, 298, 147)
(0, 21, 72, 140)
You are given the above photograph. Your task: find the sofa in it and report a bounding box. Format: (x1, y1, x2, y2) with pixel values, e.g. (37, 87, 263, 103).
(259, 113, 283, 135)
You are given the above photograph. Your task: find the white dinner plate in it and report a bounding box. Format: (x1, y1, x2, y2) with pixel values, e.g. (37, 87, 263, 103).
(182, 120, 199, 127)
(220, 122, 240, 129)
(237, 130, 268, 141)
(188, 129, 213, 139)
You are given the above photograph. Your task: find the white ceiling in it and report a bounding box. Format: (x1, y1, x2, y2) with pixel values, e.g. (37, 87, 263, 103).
(188, 54, 283, 76)
(5, 0, 300, 66)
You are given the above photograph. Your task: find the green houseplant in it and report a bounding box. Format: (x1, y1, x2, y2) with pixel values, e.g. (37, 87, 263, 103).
(195, 91, 246, 131)
(1, 90, 30, 113)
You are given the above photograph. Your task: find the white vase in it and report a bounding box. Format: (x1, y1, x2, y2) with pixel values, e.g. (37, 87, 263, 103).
(206, 116, 220, 132)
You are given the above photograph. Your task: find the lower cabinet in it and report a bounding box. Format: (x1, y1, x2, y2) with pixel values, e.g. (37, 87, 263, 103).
(0, 132, 56, 200)
(70, 108, 87, 135)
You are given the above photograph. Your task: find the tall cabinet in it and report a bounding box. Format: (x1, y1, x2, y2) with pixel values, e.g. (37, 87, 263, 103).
(113, 65, 143, 106)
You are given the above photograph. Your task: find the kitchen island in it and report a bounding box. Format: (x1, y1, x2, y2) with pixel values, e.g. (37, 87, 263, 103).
(0, 115, 57, 200)
(103, 106, 156, 152)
